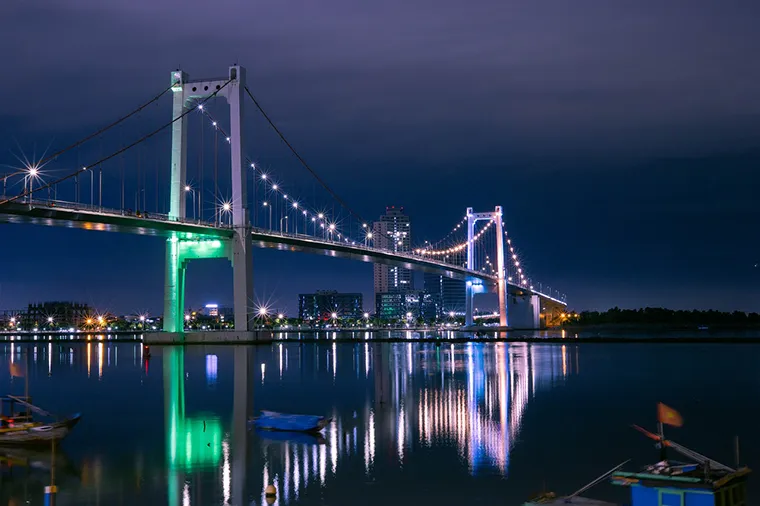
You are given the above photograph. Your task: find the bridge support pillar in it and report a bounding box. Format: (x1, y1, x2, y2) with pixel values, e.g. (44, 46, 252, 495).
(163, 238, 186, 333)
(465, 207, 475, 326)
(465, 205, 508, 327)
(164, 66, 253, 333)
(494, 206, 508, 328)
(508, 293, 541, 329)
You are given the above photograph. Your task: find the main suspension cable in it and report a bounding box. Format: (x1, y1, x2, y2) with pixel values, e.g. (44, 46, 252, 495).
(0, 80, 231, 206)
(244, 86, 365, 224)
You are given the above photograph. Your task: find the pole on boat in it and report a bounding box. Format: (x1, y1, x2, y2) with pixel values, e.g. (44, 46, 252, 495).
(567, 459, 631, 499)
(658, 420, 667, 461)
(25, 344, 30, 420)
(44, 440, 57, 506)
(735, 436, 740, 469)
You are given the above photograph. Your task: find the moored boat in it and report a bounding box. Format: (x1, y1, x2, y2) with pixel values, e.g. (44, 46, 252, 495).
(611, 420, 751, 506)
(526, 403, 751, 506)
(0, 396, 81, 446)
(250, 410, 331, 433)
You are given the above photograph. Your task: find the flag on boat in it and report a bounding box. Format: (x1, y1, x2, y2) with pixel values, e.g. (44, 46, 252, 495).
(9, 362, 24, 378)
(657, 402, 683, 427)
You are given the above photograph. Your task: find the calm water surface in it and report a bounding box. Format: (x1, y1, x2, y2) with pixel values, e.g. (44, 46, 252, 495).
(0, 341, 758, 505)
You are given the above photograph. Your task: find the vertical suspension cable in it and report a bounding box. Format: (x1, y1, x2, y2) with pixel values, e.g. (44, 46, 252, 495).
(200, 115, 204, 221)
(214, 125, 219, 225)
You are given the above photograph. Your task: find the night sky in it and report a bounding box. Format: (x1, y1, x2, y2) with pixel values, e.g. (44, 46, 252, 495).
(1, 0, 759, 316)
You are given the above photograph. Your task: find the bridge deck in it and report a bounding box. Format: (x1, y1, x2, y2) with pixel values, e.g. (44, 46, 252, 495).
(0, 200, 566, 305)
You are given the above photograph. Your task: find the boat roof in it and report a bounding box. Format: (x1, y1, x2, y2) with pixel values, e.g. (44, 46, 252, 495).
(612, 461, 751, 490)
(524, 497, 618, 506)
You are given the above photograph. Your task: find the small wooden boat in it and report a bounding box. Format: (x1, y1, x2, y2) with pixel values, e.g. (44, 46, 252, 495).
(0, 396, 80, 446)
(249, 410, 331, 433)
(611, 424, 751, 506)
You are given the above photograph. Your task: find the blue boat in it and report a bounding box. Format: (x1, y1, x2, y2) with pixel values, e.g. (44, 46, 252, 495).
(249, 410, 331, 433)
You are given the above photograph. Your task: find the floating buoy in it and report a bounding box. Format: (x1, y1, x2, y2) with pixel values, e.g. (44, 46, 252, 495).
(265, 485, 277, 497)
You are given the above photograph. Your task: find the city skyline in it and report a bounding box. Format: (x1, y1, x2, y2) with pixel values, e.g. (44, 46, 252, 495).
(2, 1, 759, 314)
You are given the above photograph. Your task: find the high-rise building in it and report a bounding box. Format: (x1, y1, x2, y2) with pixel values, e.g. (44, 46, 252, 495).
(424, 273, 466, 317)
(373, 206, 413, 304)
(299, 291, 363, 321)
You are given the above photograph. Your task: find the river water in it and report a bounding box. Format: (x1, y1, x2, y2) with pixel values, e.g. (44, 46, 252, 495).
(0, 341, 757, 505)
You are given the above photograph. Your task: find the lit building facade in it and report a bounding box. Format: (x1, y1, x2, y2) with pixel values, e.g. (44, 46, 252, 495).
(423, 273, 466, 317)
(375, 290, 437, 321)
(22, 301, 91, 328)
(372, 206, 413, 298)
(298, 291, 363, 320)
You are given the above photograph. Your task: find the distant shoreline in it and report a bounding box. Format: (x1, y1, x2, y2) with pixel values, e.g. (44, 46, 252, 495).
(561, 323, 760, 332)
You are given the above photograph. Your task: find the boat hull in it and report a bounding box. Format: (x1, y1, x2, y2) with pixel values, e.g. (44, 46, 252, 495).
(0, 414, 81, 445)
(251, 411, 331, 433)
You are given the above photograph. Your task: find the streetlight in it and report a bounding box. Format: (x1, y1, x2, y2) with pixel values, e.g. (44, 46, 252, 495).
(291, 202, 299, 233)
(263, 201, 272, 230)
(365, 231, 373, 247)
(328, 223, 336, 241)
(280, 215, 288, 234)
(184, 185, 196, 220)
(82, 167, 94, 206)
(221, 201, 232, 226)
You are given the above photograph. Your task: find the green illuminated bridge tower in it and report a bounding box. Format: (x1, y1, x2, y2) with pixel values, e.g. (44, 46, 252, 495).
(163, 66, 253, 334)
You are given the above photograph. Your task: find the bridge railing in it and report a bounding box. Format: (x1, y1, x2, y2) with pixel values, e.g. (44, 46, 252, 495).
(19, 198, 233, 229)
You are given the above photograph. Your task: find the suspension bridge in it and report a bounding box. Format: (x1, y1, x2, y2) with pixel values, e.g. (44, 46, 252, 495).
(0, 65, 566, 338)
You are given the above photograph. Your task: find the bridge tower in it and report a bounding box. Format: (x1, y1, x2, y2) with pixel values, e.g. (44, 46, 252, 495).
(465, 206, 507, 328)
(163, 66, 254, 334)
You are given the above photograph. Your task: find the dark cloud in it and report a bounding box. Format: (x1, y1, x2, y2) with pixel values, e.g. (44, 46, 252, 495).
(1, 0, 759, 313)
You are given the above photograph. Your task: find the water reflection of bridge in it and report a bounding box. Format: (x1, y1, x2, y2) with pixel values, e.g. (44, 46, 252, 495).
(255, 342, 577, 506)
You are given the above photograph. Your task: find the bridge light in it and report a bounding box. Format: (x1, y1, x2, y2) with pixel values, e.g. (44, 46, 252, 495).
(363, 313, 369, 319)
(212, 121, 217, 127)
(367, 232, 373, 239)
(184, 185, 191, 192)
(222, 202, 231, 212)
(318, 213, 324, 219)
(278, 313, 284, 319)
(47, 316, 53, 323)
(262, 201, 268, 207)
(292, 202, 298, 209)
(272, 184, 278, 190)
(311, 217, 316, 222)
(331, 312, 338, 319)
(198, 104, 204, 110)
(362, 223, 367, 228)
(328, 224, 336, 231)
(283, 194, 288, 199)
(225, 137, 230, 142)
(261, 174, 267, 180)
(250, 162, 255, 168)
